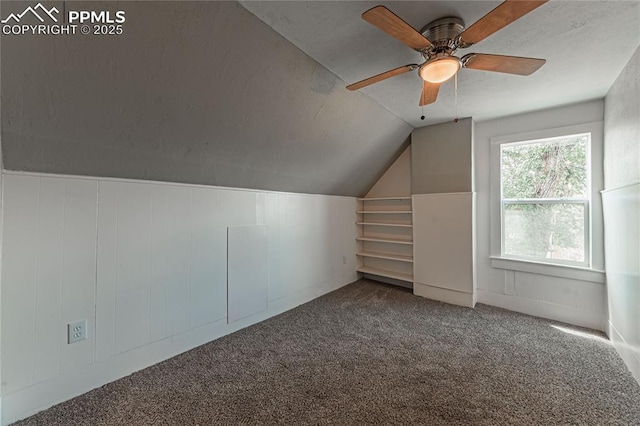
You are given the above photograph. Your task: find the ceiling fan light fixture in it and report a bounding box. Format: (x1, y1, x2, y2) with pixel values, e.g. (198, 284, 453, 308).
(419, 56, 461, 83)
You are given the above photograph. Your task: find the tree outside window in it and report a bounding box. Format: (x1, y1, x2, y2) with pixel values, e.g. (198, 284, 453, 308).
(500, 134, 590, 266)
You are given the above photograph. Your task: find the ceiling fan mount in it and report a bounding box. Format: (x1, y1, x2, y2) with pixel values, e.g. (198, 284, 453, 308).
(346, 1, 549, 107)
(419, 16, 465, 57)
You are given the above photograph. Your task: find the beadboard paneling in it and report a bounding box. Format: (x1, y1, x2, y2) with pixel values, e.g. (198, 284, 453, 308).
(1, 172, 357, 425)
(2, 175, 98, 394)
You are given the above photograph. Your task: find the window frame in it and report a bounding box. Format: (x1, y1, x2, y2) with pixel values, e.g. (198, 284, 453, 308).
(490, 121, 604, 278)
(499, 133, 592, 267)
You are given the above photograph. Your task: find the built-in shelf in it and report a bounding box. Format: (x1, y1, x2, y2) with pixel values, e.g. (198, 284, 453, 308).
(357, 251, 413, 263)
(356, 210, 412, 214)
(356, 222, 413, 228)
(357, 197, 412, 201)
(356, 237, 413, 245)
(357, 266, 413, 283)
(356, 195, 414, 287)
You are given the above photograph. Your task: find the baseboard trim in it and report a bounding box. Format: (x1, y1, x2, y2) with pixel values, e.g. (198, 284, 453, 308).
(608, 321, 640, 386)
(413, 282, 475, 308)
(477, 289, 605, 331)
(1, 277, 355, 426)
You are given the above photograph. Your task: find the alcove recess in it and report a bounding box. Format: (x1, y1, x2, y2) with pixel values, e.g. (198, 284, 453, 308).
(356, 119, 476, 308)
(356, 197, 414, 286)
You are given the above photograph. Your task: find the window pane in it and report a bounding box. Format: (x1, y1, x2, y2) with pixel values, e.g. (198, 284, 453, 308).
(504, 203, 585, 263)
(502, 135, 588, 199)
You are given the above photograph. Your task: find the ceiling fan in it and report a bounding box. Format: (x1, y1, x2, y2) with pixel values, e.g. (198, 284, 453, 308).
(347, 0, 548, 106)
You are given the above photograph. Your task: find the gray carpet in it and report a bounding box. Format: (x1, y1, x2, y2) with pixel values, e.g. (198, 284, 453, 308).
(15, 279, 640, 425)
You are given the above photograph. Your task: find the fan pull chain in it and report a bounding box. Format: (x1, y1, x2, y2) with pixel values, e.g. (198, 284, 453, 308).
(453, 72, 459, 123)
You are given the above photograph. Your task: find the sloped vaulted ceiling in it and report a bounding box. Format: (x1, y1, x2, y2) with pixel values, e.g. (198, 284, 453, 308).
(241, 1, 640, 127)
(1, 1, 412, 196)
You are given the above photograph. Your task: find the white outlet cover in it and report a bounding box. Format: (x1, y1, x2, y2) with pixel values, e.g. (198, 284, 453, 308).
(68, 319, 87, 344)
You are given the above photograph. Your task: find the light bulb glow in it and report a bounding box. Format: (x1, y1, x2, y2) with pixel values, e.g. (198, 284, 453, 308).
(419, 57, 461, 84)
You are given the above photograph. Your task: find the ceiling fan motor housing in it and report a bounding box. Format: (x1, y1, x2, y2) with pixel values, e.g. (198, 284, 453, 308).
(420, 17, 465, 56)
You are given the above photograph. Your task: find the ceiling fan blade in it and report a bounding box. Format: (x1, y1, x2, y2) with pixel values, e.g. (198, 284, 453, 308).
(462, 53, 545, 75)
(458, 0, 548, 47)
(347, 64, 418, 91)
(362, 6, 432, 51)
(419, 81, 440, 106)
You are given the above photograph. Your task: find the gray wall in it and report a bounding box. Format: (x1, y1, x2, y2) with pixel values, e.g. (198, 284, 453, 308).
(410, 118, 473, 194)
(603, 45, 640, 382)
(1, 1, 412, 196)
(604, 47, 640, 190)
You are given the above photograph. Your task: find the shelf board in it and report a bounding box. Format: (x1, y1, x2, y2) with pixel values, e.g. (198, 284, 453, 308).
(356, 237, 413, 245)
(357, 197, 411, 201)
(357, 266, 413, 282)
(356, 210, 412, 214)
(356, 222, 413, 228)
(357, 251, 413, 263)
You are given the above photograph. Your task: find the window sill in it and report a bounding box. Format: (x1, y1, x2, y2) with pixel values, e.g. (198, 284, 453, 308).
(490, 256, 605, 284)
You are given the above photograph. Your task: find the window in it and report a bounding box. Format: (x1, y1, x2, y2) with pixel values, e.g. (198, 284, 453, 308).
(500, 133, 590, 267)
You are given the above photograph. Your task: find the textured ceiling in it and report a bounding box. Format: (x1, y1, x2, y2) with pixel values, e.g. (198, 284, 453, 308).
(241, 1, 640, 127)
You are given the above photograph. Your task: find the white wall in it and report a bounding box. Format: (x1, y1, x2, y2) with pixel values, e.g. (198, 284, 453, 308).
(0, 172, 358, 425)
(603, 46, 640, 383)
(413, 193, 476, 308)
(0, 128, 3, 423)
(475, 100, 607, 331)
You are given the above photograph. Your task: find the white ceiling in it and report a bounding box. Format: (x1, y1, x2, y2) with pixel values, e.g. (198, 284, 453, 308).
(241, 1, 640, 127)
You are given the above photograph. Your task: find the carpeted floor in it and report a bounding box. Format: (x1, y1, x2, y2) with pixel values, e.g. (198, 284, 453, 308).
(15, 279, 640, 425)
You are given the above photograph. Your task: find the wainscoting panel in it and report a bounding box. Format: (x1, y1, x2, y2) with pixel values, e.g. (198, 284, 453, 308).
(1, 172, 357, 425)
(603, 182, 640, 383)
(227, 225, 268, 323)
(413, 192, 475, 307)
(2, 175, 98, 394)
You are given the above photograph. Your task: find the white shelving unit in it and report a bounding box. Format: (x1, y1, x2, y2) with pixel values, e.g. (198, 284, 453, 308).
(355, 196, 413, 286)
(356, 222, 413, 228)
(356, 237, 413, 245)
(356, 251, 413, 262)
(356, 266, 413, 282)
(356, 210, 412, 214)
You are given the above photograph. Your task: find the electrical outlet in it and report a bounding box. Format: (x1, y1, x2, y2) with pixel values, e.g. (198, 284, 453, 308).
(68, 319, 87, 344)
(342, 256, 347, 265)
